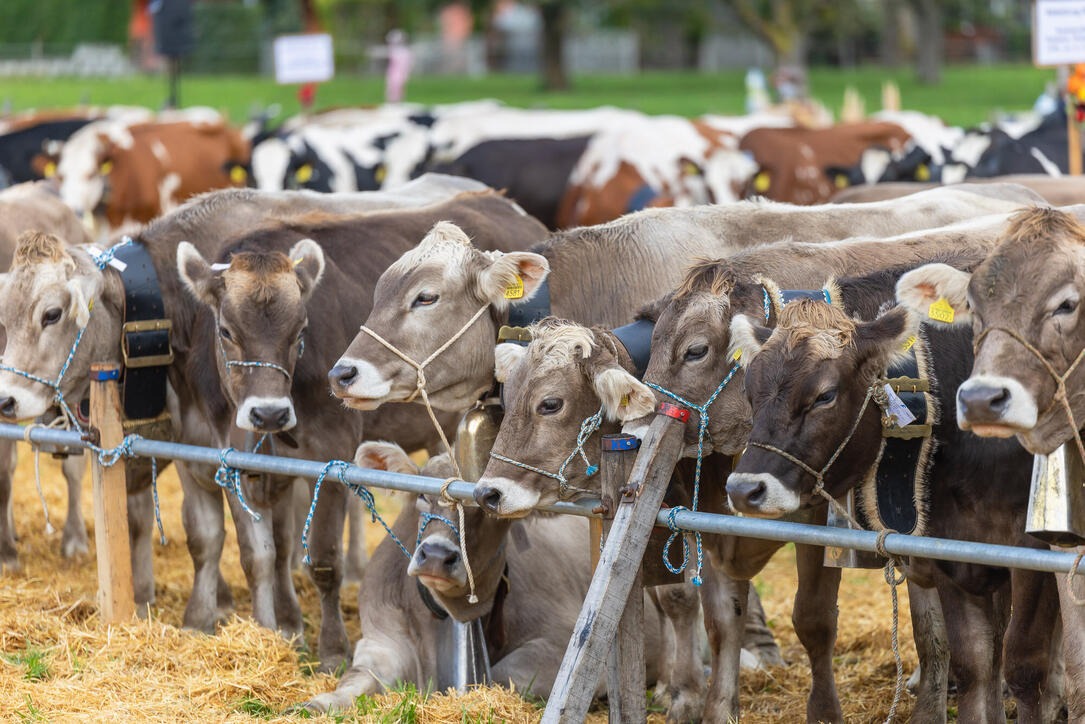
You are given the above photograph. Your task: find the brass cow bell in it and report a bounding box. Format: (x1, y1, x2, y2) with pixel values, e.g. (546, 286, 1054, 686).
(823, 490, 882, 569)
(1026, 443, 1085, 547)
(454, 398, 503, 483)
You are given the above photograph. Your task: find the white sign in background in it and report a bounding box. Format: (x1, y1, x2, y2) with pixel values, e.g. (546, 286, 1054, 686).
(273, 33, 335, 85)
(1035, 0, 1085, 66)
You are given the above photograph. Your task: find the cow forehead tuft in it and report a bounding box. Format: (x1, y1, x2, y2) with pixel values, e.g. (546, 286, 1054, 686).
(223, 266, 300, 307)
(13, 231, 68, 267)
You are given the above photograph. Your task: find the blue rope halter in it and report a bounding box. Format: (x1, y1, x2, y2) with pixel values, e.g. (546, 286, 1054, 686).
(216, 327, 304, 383)
(417, 511, 460, 549)
(488, 405, 604, 499)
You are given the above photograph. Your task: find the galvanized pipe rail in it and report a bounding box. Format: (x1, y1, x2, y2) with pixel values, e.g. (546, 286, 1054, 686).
(5, 421, 1082, 575)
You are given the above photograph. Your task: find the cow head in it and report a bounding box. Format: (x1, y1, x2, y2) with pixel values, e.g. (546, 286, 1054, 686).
(56, 123, 131, 222)
(474, 319, 655, 517)
(726, 299, 915, 516)
(330, 221, 548, 413)
(897, 207, 1085, 454)
(621, 262, 770, 458)
(0, 232, 115, 421)
(178, 239, 324, 433)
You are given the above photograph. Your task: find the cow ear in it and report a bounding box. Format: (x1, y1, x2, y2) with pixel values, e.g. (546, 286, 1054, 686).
(592, 366, 656, 422)
(728, 314, 772, 367)
(288, 238, 325, 301)
(177, 241, 223, 307)
(65, 274, 100, 329)
(855, 306, 919, 373)
(354, 441, 419, 474)
(896, 263, 972, 325)
(494, 343, 527, 383)
(477, 251, 550, 309)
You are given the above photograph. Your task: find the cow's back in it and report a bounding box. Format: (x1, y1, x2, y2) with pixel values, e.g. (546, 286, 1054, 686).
(0, 182, 89, 265)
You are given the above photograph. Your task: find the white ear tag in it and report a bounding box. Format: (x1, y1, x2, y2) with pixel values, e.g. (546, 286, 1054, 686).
(86, 245, 128, 272)
(882, 384, 916, 427)
(210, 263, 231, 271)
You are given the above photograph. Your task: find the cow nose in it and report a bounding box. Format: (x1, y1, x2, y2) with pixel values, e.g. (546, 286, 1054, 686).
(0, 397, 14, 418)
(328, 364, 358, 389)
(249, 405, 291, 430)
(958, 383, 1011, 421)
(417, 541, 460, 571)
(474, 485, 502, 514)
(727, 477, 767, 510)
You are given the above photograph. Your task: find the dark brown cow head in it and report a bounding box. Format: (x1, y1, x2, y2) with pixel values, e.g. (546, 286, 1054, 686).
(896, 208, 1085, 454)
(725, 299, 914, 517)
(178, 239, 324, 433)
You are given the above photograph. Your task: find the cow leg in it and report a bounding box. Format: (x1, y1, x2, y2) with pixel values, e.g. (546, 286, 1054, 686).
(1003, 568, 1059, 723)
(60, 453, 88, 558)
(744, 584, 783, 667)
(651, 580, 707, 722)
(127, 486, 156, 615)
(907, 579, 949, 724)
(937, 578, 1007, 723)
(645, 588, 676, 706)
(344, 492, 368, 585)
(180, 463, 228, 632)
(1057, 545, 1085, 723)
(700, 563, 748, 723)
(271, 483, 303, 643)
(301, 637, 413, 713)
(226, 487, 278, 631)
(793, 531, 843, 724)
(307, 479, 350, 672)
(0, 439, 18, 573)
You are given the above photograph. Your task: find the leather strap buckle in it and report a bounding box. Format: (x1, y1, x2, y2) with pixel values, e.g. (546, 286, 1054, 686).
(122, 318, 174, 368)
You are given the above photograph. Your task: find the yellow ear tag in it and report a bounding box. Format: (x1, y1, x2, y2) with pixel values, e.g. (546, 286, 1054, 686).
(619, 394, 629, 407)
(732, 349, 742, 362)
(230, 165, 247, 184)
(87, 298, 94, 312)
(504, 275, 524, 299)
(99, 160, 112, 175)
(683, 161, 700, 176)
(375, 165, 387, 184)
(928, 297, 955, 324)
(292, 256, 302, 267)
(43, 161, 56, 178)
(902, 334, 917, 351)
(295, 164, 313, 183)
(915, 163, 931, 182)
(834, 173, 849, 189)
(753, 172, 771, 193)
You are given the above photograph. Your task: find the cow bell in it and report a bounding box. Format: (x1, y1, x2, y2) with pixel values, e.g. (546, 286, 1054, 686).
(434, 617, 492, 691)
(453, 398, 504, 483)
(823, 490, 882, 569)
(1026, 443, 1085, 546)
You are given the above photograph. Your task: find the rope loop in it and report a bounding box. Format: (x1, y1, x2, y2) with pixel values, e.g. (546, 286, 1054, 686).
(882, 556, 907, 724)
(213, 447, 262, 522)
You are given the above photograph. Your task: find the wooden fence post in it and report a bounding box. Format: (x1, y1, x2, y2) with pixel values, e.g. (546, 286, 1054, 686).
(89, 363, 134, 623)
(542, 413, 686, 724)
(601, 433, 645, 724)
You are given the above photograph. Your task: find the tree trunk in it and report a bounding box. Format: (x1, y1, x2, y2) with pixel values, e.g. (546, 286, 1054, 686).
(539, 2, 569, 92)
(914, 0, 943, 84)
(881, 0, 899, 68)
(777, 30, 807, 68)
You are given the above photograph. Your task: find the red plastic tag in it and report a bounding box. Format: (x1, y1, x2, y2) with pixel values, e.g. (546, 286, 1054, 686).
(656, 402, 690, 423)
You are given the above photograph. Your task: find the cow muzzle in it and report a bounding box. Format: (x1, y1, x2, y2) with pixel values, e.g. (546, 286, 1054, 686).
(328, 357, 393, 410)
(725, 472, 800, 517)
(236, 396, 297, 432)
(407, 536, 465, 590)
(473, 477, 540, 518)
(956, 375, 1038, 437)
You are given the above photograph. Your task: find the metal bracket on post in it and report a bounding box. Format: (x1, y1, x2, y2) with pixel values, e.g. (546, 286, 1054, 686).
(543, 409, 687, 724)
(89, 362, 135, 623)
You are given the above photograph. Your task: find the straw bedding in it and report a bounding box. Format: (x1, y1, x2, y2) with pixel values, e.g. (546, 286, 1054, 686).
(0, 443, 927, 722)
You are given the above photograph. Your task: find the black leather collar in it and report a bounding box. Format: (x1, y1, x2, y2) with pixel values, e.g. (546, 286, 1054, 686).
(498, 278, 551, 346)
(416, 578, 450, 620)
(114, 241, 172, 421)
(612, 318, 655, 380)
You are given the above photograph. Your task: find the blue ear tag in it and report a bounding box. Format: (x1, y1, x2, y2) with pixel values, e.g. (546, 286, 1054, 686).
(586, 465, 599, 477)
(692, 576, 703, 587)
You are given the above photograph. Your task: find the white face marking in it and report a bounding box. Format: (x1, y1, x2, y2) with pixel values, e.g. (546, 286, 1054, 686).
(620, 420, 650, 441)
(725, 472, 800, 517)
(860, 148, 891, 184)
(475, 476, 543, 518)
(956, 375, 1039, 434)
(0, 378, 51, 421)
(235, 395, 297, 432)
(251, 138, 291, 191)
(157, 172, 182, 214)
(332, 356, 392, 409)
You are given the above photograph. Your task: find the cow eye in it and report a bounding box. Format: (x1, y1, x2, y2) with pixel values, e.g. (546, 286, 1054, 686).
(684, 344, 708, 362)
(412, 292, 438, 308)
(1054, 298, 1078, 316)
(41, 308, 62, 327)
(537, 397, 563, 415)
(219, 327, 234, 342)
(811, 388, 836, 408)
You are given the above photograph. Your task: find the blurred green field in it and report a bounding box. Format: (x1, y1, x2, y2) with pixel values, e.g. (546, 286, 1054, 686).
(0, 63, 1056, 128)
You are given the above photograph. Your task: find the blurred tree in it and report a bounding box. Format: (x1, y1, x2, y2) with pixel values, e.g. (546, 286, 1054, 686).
(910, 0, 943, 84)
(724, 0, 826, 68)
(538, 0, 572, 90)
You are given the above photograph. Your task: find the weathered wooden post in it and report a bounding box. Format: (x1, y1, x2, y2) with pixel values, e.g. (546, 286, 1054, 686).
(542, 410, 686, 724)
(89, 363, 135, 622)
(600, 433, 645, 724)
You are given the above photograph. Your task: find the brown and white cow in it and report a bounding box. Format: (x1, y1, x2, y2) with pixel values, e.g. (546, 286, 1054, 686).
(726, 298, 1061, 722)
(896, 207, 1085, 719)
(56, 116, 249, 237)
(740, 121, 912, 204)
(303, 443, 667, 714)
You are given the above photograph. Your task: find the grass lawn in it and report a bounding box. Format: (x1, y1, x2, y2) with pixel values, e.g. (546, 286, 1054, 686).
(0, 63, 1057, 127)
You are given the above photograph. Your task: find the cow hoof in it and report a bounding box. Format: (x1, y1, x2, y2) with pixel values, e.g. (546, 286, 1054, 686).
(0, 553, 20, 575)
(293, 692, 351, 714)
(666, 688, 705, 724)
(61, 530, 90, 559)
(652, 681, 672, 709)
(316, 651, 350, 675)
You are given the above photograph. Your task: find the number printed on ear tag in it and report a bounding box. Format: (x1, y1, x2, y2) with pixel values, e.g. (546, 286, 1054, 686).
(928, 297, 955, 324)
(902, 334, 917, 351)
(504, 275, 524, 299)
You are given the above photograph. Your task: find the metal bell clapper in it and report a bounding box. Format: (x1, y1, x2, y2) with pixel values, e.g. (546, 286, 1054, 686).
(454, 398, 504, 483)
(1026, 443, 1085, 546)
(823, 489, 882, 568)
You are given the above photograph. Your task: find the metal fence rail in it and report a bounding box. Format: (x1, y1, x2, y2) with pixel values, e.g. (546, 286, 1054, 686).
(4, 421, 1081, 575)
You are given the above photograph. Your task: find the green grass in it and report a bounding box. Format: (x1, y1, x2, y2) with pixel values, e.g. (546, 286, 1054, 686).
(3, 648, 52, 681)
(0, 63, 1056, 128)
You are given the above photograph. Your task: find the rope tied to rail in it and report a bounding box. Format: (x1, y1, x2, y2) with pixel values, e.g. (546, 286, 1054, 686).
(212, 437, 265, 523)
(439, 477, 478, 603)
(489, 405, 604, 500)
(79, 431, 167, 546)
(645, 359, 741, 586)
